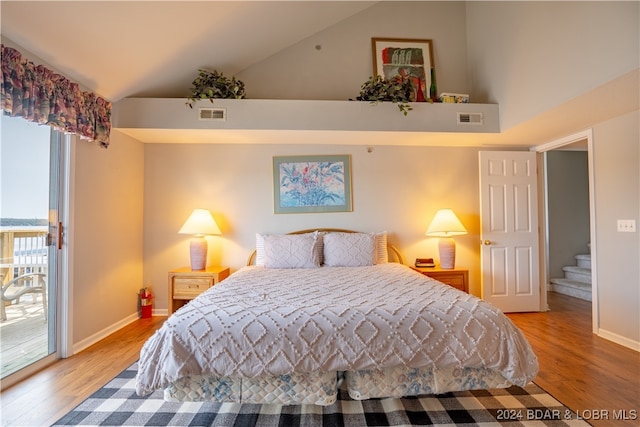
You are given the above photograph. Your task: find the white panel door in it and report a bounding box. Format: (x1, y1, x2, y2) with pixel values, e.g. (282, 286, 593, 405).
(479, 151, 540, 312)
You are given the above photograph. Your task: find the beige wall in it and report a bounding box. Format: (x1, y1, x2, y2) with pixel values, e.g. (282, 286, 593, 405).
(64, 109, 640, 350)
(592, 111, 640, 344)
(58, 1, 639, 351)
(70, 130, 144, 346)
(143, 143, 487, 310)
(237, 1, 470, 100)
(465, 1, 639, 130)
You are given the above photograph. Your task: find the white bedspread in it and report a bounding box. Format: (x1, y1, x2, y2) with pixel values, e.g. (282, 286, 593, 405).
(136, 264, 538, 396)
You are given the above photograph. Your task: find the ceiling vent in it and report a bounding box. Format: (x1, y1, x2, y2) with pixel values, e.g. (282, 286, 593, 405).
(199, 107, 226, 121)
(457, 112, 483, 125)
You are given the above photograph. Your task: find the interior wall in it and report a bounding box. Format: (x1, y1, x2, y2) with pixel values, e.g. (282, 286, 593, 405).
(546, 151, 590, 279)
(143, 143, 487, 310)
(237, 1, 470, 100)
(592, 110, 640, 346)
(465, 1, 639, 130)
(8, 2, 637, 352)
(71, 130, 144, 345)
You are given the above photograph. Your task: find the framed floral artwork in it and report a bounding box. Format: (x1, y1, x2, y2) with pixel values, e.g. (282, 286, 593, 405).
(273, 155, 352, 214)
(371, 37, 435, 102)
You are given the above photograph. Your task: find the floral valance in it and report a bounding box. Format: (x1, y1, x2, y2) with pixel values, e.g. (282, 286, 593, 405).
(1, 45, 111, 147)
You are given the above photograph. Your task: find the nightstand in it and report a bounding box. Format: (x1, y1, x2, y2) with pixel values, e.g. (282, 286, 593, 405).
(168, 266, 230, 314)
(412, 266, 469, 293)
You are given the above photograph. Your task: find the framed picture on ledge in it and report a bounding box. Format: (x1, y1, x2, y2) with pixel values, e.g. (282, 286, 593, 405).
(371, 37, 435, 102)
(273, 155, 352, 214)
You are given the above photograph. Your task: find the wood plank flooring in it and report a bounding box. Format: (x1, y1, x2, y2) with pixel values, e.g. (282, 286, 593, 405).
(0, 300, 48, 378)
(0, 316, 166, 427)
(507, 292, 639, 427)
(0, 292, 638, 427)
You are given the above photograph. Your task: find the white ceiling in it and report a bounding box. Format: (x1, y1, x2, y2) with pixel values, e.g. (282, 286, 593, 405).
(1, 1, 375, 102)
(1, 1, 638, 148)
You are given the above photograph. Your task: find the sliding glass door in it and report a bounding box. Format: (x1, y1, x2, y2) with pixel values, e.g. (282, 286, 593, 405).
(0, 115, 62, 382)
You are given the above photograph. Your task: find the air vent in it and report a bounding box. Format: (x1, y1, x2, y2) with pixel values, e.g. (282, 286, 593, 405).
(199, 107, 226, 121)
(457, 112, 483, 125)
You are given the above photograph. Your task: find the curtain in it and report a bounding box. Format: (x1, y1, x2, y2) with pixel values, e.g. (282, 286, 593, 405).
(1, 44, 111, 148)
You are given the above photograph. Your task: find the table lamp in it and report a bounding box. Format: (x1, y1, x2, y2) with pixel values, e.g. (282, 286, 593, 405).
(179, 209, 221, 270)
(425, 209, 467, 269)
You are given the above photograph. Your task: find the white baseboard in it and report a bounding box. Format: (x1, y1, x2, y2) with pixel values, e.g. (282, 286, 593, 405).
(597, 328, 640, 352)
(72, 310, 169, 355)
(72, 312, 140, 354)
(153, 308, 169, 316)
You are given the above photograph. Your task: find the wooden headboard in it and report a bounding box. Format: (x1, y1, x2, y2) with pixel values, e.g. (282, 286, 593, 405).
(246, 228, 405, 266)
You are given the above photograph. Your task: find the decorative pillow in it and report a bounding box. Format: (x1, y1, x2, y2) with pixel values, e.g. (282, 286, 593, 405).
(255, 233, 266, 266)
(323, 232, 375, 267)
(263, 231, 321, 268)
(374, 231, 388, 264)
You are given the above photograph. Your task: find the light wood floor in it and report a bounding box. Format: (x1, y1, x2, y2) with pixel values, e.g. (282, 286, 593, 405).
(1, 292, 638, 427)
(0, 300, 48, 378)
(507, 292, 639, 427)
(0, 315, 166, 427)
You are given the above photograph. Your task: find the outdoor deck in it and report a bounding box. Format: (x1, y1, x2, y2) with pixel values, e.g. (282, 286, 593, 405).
(0, 297, 48, 377)
(1, 228, 49, 378)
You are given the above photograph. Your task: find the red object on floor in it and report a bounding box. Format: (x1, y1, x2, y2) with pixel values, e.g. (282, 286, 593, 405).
(141, 305, 152, 318)
(140, 287, 153, 318)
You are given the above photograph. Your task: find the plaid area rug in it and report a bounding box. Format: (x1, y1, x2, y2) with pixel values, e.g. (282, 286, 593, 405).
(53, 362, 589, 427)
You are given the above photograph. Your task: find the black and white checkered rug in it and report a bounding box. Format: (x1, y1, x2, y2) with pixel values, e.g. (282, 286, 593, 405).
(53, 362, 589, 426)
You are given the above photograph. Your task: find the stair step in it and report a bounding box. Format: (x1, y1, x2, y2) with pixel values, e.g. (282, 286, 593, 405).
(562, 266, 592, 284)
(575, 254, 591, 269)
(549, 278, 592, 301)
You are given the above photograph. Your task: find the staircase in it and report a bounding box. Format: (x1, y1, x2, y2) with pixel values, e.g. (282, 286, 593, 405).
(549, 253, 592, 301)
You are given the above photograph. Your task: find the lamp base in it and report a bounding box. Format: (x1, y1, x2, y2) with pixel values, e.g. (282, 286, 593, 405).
(189, 236, 208, 270)
(438, 237, 456, 269)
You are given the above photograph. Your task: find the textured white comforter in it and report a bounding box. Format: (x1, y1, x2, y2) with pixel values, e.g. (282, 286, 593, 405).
(136, 263, 538, 396)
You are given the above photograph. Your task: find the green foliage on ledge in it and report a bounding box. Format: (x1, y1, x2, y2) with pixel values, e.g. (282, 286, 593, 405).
(353, 75, 414, 115)
(186, 69, 246, 108)
(185, 70, 419, 116)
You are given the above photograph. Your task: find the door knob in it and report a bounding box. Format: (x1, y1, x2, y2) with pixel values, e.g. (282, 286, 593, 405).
(483, 240, 492, 245)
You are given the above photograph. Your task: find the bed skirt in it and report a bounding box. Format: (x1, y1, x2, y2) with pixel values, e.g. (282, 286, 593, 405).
(164, 365, 511, 406)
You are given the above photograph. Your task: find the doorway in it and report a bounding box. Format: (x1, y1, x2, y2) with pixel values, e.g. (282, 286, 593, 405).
(535, 129, 597, 333)
(0, 115, 63, 385)
(545, 148, 591, 301)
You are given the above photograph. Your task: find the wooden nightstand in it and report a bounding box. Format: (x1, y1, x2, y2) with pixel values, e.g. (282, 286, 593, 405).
(168, 266, 230, 314)
(412, 266, 469, 293)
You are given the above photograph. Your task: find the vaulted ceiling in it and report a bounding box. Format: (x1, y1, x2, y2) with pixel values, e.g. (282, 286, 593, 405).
(1, 1, 637, 148)
(1, 1, 376, 102)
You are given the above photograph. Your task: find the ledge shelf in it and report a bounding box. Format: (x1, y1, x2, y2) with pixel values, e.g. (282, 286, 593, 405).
(112, 98, 500, 135)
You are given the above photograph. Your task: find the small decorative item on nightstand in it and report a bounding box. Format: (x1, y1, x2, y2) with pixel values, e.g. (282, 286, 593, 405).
(415, 257, 435, 268)
(168, 266, 230, 314)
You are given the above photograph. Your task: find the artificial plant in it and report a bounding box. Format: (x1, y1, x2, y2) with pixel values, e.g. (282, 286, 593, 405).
(186, 69, 246, 108)
(353, 75, 414, 115)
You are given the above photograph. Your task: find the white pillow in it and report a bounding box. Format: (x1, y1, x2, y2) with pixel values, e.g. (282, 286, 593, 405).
(323, 232, 375, 267)
(374, 231, 388, 264)
(255, 233, 266, 266)
(263, 231, 322, 268)
(257, 231, 384, 265)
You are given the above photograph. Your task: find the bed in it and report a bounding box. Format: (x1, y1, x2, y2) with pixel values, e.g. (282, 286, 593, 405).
(136, 229, 538, 406)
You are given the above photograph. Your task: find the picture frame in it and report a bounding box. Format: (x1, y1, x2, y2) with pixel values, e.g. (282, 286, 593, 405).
(273, 155, 352, 214)
(371, 37, 435, 102)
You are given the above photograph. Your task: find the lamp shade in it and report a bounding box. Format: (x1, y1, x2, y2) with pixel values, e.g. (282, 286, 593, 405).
(425, 209, 467, 237)
(426, 209, 467, 269)
(178, 209, 221, 236)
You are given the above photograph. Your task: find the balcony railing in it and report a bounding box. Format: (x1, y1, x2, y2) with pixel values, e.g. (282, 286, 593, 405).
(0, 227, 48, 284)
